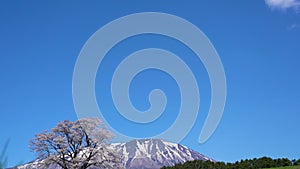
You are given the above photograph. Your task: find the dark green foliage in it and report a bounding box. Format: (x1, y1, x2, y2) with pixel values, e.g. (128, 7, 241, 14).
(293, 159, 300, 166)
(162, 157, 296, 169)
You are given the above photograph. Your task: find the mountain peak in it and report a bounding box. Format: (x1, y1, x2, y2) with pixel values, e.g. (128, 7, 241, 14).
(17, 139, 213, 169)
(112, 139, 214, 169)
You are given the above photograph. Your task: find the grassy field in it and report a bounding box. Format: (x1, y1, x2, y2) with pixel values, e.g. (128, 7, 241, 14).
(265, 166, 300, 169)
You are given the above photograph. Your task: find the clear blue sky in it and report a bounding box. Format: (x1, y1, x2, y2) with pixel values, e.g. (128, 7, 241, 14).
(1, 0, 300, 167)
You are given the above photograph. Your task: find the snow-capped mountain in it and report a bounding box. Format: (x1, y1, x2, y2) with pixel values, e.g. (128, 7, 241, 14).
(16, 139, 214, 169)
(112, 139, 214, 169)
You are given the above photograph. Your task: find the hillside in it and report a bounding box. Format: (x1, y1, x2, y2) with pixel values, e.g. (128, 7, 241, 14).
(265, 166, 300, 169)
(16, 139, 213, 169)
(162, 157, 300, 169)
(112, 139, 214, 169)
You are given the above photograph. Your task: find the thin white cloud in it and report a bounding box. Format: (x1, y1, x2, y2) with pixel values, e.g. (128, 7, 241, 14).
(265, 0, 300, 11)
(287, 23, 300, 30)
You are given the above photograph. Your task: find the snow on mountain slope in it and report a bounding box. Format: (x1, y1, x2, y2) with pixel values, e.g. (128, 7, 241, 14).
(111, 139, 214, 169)
(16, 139, 214, 169)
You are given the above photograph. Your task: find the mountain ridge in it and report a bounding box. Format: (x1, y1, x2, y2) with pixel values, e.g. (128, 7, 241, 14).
(16, 139, 214, 169)
(111, 139, 214, 169)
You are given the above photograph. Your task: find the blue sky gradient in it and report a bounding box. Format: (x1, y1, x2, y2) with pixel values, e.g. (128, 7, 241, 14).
(0, 1, 300, 167)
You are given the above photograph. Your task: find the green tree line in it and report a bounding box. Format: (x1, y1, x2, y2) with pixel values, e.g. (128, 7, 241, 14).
(162, 157, 300, 169)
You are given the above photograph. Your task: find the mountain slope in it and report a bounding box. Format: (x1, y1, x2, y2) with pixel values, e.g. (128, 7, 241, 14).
(16, 139, 213, 169)
(111, 139, 213, 169)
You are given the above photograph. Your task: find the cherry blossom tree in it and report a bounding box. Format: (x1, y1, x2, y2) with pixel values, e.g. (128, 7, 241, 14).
(30, 118, 123, 169)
